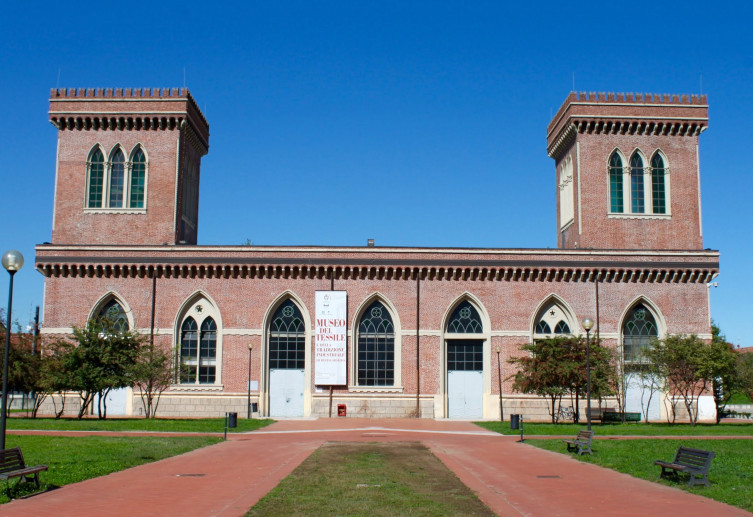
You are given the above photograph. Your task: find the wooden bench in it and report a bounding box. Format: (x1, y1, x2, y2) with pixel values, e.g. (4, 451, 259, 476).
(587, 407, 604, 423)
(0, 447, 48, 497)
(562, 430, 594, 455)
(654, 446, 715, 487)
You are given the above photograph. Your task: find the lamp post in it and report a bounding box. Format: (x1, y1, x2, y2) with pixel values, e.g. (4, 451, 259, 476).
(247, 344, 253, 419)
(496, 346, 504, 422)
(2, 250, 24, 450)
(581, 317, 594, 431)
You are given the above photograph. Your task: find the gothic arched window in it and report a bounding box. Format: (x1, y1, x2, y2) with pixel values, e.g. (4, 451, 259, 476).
(533, 300, 573, 339)
(651, 153, 667, 214)
(609, 152, 624, 213)
(357, 300, 395, 386)
(87, 148, 105, 208)
(98, 299, 129, 332)
(623, 303, 658, 363)
(179, 310, 218, 384)
(109, 148, 126, 208)
(130, 147, 146, 208)
(630, 153, 645, 213)
(446, 301, 483, 334)
(269, 300, 305, 370)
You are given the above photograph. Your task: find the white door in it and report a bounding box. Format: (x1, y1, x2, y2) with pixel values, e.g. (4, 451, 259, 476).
(269, 369, 305, 417)
(448, 370, 483, 419)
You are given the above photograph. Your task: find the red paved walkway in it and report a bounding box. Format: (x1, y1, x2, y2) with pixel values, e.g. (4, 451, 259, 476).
(3, 419, 750, 516)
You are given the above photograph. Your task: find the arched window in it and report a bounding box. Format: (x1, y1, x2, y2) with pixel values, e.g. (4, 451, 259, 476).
(609, 152, 624, 213)
(630, 153, 645, 213)
(357, 300, 395, 386)
(651, 153, 666, 214)
(533, 300, 573, 339)
(269, 300, 305, 370)
(130, 147, 146, 208)
(179, 316, 217, 384)
(98, 299, 129, 332)
(446, 301, 483, 333)
(87, 148, 105, 208)
(109, 148, 125, 208)
(623, 303, 658, 363)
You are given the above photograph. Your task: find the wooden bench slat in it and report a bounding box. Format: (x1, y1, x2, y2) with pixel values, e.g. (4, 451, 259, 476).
(654, 446, 714, 487)
(0, 447, 48, 497)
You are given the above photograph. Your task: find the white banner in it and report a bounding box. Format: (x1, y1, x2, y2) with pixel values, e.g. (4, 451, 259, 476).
(315, 291, 347, 385)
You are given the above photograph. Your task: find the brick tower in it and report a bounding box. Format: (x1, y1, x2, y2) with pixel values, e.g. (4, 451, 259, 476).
(48, 88, 209, 245)
(547, 92, 708, 250)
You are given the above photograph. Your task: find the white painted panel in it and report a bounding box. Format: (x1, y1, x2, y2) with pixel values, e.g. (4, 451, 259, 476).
(447, 370, 483, 419)
(270, 369, 305, 417)
(94, 387, 128, 416)
(625, 376, 661, 422)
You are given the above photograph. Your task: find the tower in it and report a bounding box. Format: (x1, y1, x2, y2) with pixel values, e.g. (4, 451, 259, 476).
(547, 92, 708, 250)
(48, 88, 209, 245)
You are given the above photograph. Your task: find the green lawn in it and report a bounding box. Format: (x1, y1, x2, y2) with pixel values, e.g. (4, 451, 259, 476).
(528, 438, 753, 512)
(1, 434, 221, 503)
(247, 442, 494, 516)
(7, 417, 274, 433)
(476, 420, 753, 436)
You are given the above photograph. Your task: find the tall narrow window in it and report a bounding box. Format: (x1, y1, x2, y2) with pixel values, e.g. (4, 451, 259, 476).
(623, 304, 658, 363)
(98, 299, 129, 332)
(651, 153, 666, 214)
(630, 153, 645, 213)
(180, 317, 198, 383)
(357, 301, 395, 386)
(87, 148, 105, 208)
(609, 152, 624, 213)
(198, 318, 217, 383)
(109, 149, 125, 208)
(130, 147, 146, 208)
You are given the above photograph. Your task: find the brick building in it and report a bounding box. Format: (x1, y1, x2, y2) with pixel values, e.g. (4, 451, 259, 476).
(35, 88, 719, 420)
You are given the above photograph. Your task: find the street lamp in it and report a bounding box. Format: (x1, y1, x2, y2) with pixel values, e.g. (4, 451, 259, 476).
(2, 250, 24, 450)
(581, 317, 594, 431)
(247, 344, 253, 419)
(496, 346, 504, 422)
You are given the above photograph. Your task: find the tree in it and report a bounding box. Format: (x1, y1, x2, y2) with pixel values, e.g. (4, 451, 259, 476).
(708, 323, 739, 423)
(64, 318, 143, 419)
(509, 336, 616, 423)
(645, 334, 732, 426)
(131, 343, 174, 418)
(736, 352, 753, 402)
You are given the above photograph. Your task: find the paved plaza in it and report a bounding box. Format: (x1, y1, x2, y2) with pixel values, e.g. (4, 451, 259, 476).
(3, 419, 750, 516)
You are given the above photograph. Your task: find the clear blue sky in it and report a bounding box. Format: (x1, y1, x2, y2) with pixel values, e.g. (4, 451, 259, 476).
(1, 2, 750, 347)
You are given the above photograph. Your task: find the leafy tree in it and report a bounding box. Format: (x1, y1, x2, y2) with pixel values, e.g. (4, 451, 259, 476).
(509, 336, 616, 423)
(64, 318, 144, 419)
(708, 323, 739, 423)
(644, 334, 733, 426)
(131, 343, 174, 418)
(737, 352, 753, 402)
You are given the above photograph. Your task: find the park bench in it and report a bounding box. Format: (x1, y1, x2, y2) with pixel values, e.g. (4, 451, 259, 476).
(587, 407, 604, 423)
(602, 411, 641, 423)
(654, 446, 715, 487)
(562, 430, 594, 455)
(0, 447, 48, 497)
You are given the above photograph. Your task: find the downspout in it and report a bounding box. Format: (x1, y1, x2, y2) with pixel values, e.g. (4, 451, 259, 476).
(416, 273, 421, 417)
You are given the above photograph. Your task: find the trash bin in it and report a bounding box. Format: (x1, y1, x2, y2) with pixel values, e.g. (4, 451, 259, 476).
(510, 414, 520, 430)
(227, 412, 238, 428)
(337, 404, 346, 417)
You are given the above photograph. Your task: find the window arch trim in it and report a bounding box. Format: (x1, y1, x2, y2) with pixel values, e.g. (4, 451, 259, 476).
(174, 291, 223, 386)
(350, 293, 403, 390)
(530, 294, 577, 341)
(618, 297, 666, 364)
(89, 291, 134, 331)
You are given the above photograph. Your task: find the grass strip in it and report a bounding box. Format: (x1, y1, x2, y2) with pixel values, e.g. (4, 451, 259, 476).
(528, 438, 753, 512)
(476, 421, 753, 436)
(1, 434, 221, 503)
(7, 417, 273, 433)
(246, 442, 494, 516)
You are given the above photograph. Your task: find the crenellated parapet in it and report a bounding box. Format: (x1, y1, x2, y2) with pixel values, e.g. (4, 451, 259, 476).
(547, 91, 708, 158)
(49, 87, 209, 153)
